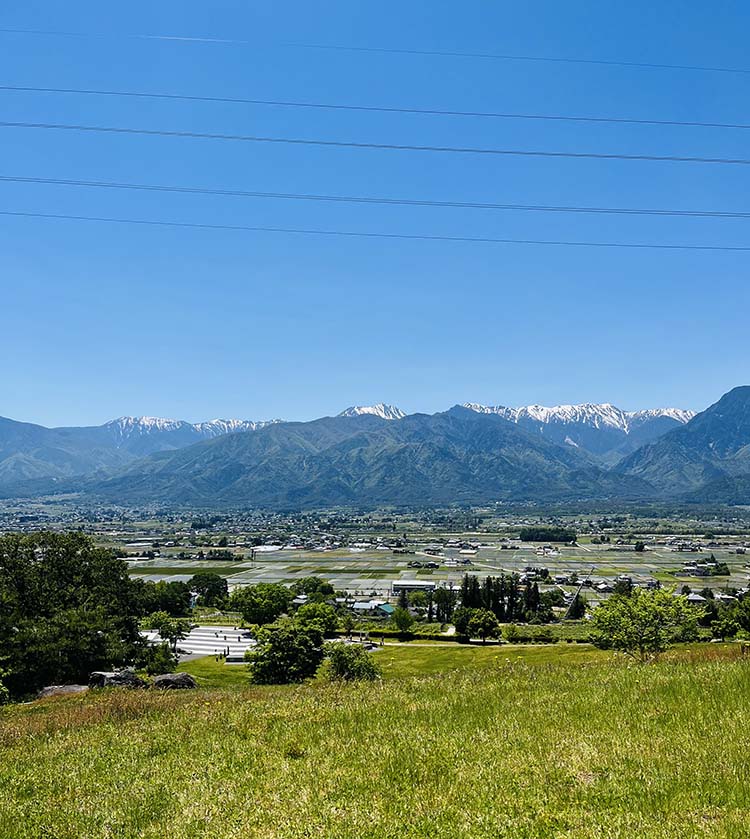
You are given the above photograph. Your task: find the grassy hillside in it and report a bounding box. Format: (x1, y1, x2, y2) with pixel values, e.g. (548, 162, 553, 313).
(1, 646, 749, 838)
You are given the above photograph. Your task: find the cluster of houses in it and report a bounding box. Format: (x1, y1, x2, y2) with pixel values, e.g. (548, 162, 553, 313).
(680, 559, 721, 577)
(666, 538, 730, 552)
(681, 590, 739, 605)
(351, 600, 395, 618)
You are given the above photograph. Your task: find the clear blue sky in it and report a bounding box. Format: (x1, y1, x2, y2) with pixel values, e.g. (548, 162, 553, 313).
(2, 1, 749, 426)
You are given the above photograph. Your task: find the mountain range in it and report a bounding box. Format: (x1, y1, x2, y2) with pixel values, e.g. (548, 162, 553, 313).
(70, 407, 653, 507)
(462, 402, 694, 464)
(1, 390, 749, 507)
(0, 415, 280, 487)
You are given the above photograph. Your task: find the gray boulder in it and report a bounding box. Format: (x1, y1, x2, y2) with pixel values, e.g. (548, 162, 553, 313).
(89, 668, 147, 689)
(37, 684, 89, 699)
(152, 672, 198, 690)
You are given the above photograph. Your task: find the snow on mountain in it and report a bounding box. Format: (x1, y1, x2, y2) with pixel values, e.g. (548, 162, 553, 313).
(193, 419, 282, 438)
(105, 416, 281, 444)
(463, 403, 694, 433)
(628, 408, 696, 425)
(105, 416, 191, 439)
(462, 401, 695, 462)
(338, 404, 406, 420)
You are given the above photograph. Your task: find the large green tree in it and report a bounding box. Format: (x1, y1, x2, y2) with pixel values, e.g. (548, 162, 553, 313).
(132, 578, 192, 616)
(291, 576, 334, 598)
(189, 572, 228, 608)
(246, 625, 324, 684)
(591, 589, 701, 663)
(295, 602, 339, 636)
(228, 583, 293, 625)
(433, 587, 457, 623)
(467, 608, 501, 644)
(567, 593, 588, 620)
(452, 606, 473, 637)
(0, 532, 144, 698)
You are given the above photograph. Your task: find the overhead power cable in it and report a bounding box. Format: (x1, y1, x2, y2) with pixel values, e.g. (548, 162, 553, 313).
(3, 174, 750, 220)
(0, 28, 748, 76)
(294, 43, 750, 77)
(2, 84, 749, 132)
(3, 120, 750, 166)
(2, 209, 749, 251)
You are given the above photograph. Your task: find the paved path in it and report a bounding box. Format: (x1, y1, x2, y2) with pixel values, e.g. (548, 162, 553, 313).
(143, 625, 256, 660)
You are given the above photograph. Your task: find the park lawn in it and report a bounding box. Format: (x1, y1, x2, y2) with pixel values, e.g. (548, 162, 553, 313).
(177, 641, 738, 686)
(375, 641, 610, 678)
(177, 656, 252, 689)
(177, 643, 609, 687)
(2, 648, 750, 838)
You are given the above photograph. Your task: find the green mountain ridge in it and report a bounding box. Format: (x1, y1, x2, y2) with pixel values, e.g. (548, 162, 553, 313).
(5, 388, 750, 507)
(616, 386, 750, 499)
(81, 407, 652, 507)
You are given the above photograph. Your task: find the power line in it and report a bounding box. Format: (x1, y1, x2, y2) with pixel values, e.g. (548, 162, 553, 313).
(2, 84, 750, 132)
(2, 209, 749, 251)
(3, 120, 750, 166)
(0, 27, 749, 76)
(294, 42, 750, 77)
(0, 27, 244, 44)
(3, 174, 750, 220)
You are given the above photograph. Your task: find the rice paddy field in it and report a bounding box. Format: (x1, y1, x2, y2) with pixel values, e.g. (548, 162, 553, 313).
(2, 643, 750, 839)
(124, 539, 750, 599)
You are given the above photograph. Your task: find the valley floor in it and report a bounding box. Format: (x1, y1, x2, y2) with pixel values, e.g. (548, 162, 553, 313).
(1, 645, 749, 839)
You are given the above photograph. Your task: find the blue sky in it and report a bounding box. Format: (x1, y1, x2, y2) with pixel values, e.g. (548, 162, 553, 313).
(2, 1, 749, 426)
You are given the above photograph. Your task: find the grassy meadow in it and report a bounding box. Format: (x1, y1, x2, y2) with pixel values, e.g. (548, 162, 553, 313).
(2, 645, 750, 838)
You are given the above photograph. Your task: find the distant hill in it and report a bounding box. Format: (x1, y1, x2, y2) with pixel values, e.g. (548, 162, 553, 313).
(463, 402, 694, 464)
(685, 474, 750, 505)
(0, 414, 280, 488)
(81, 407, 652, 507)
(0, 416, 129, 485)
(616, 386, 750, 496)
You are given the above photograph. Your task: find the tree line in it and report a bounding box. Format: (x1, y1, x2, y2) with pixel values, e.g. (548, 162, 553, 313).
(518, 526, 577, 543)
(458, 573, 560, 623)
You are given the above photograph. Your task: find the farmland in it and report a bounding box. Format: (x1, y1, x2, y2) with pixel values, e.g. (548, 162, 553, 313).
(123, 538, 750, 603)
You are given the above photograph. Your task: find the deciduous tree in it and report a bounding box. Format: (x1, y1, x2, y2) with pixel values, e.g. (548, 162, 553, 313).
(246, 625, 324, 684)
(467, 608, 500, 644)
(0, 532, 145, 699)
(189, 572, 228, 608)
(391, 607, 415, 633)
(591, 589, 700, 662)
(323, 643, 381, 681)
(229, 583, 293, 625)
(295, 602, 338, 636)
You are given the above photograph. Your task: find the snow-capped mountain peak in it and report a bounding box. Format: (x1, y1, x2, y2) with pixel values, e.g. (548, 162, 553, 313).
(464, 402, 693, 429)
(106, 416, 189, 437)
(193, 418, 281, 437)
(463, 402, 694, 436)
(627, 407, 695, 425)
(339, 404, 406, 420)
(520, 403, 630, 431)
(104, 415, 282, 444)
(462, 401, 695, 460)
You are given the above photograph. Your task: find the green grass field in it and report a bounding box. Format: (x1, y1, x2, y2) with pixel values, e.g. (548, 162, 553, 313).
(2, 645, 750, 838)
